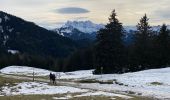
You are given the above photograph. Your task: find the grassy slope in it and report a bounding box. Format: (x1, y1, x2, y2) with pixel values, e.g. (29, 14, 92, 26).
(0, 75, 29, 87)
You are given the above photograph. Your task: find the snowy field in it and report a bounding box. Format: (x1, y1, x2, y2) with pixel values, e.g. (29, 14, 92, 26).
(1, 82, 88, 96)
(0, 66, 64, 76)
(85, 68, 170, 99)
(0, 66, 93, 79)
(0, 66, 170, 99)
(0, 81, 131, 99)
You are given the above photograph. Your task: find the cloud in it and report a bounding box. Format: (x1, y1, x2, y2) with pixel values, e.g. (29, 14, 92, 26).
(56, 7, 90, 14)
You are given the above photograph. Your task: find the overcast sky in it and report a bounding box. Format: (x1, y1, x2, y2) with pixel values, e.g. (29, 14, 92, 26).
(0, 0, 170, 29)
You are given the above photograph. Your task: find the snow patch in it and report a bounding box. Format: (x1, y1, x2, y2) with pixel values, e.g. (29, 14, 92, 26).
(0, 66, 62, 76)
(60, 27, 72, 33)
(53, 97, 70, 99)
(1, 82, 88, 96)
(3, 35, 9, 45)
(8, 50, 19, 54)
(75, 91, 132, 99)
(0, 26, 3, 32)
(53, 95, 72, 99)
(8, 28, 14, 32)
(60, 70, 94, 79)
(60, 32, 64, 36)
(4, 15, 10, 21)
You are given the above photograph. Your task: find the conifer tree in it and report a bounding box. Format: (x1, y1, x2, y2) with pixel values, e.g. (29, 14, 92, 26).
(133, 14, 153, 70)
(154, 24, 170, 67)
(94, 10, 125, 74)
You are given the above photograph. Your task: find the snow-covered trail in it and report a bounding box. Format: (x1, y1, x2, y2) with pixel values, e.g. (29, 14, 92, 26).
(0, 73, 134, 99)
(0, 73, 114, 92)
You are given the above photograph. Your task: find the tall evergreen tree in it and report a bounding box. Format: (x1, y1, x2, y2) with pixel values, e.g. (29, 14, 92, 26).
(94, 10, 125, 74)
(133, 14, 153, 70)
(154, 24, 170, 67)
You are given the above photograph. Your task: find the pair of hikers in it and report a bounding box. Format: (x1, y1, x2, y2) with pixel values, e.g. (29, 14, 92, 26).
(49, 73, 56, 84)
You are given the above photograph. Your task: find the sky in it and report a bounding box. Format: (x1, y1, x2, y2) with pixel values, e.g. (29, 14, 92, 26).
(0, 0, 170, 29)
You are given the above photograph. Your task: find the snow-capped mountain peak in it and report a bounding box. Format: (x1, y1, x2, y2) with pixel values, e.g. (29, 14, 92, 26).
(61, 20, 104, 34)
(53, 20, 104, 40)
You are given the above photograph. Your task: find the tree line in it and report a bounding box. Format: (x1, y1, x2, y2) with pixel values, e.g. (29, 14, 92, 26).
(94, 10, 170, 74)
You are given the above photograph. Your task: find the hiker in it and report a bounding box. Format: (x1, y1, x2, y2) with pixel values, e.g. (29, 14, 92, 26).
(49, 73, 56, 84)
(52, 73, 56, 84)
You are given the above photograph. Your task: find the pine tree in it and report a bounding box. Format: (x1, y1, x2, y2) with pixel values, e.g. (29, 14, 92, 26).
(133, 14, 153, 70)
(154, 24, 170, 67)
(94, 10, 125, 74)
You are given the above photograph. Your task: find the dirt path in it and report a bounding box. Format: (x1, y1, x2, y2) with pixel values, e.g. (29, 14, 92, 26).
(0, 73, 154, 100)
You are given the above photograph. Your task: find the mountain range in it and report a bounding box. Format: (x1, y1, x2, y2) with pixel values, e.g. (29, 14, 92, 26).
(54, 20, 170, 44)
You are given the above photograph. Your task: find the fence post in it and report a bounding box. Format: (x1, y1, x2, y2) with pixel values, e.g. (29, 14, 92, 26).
(33, 68, 35, 82)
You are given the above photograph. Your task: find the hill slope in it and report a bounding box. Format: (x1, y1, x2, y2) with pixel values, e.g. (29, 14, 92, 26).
(0, 11, 77, 57)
